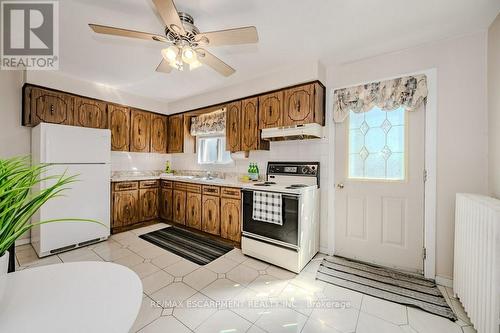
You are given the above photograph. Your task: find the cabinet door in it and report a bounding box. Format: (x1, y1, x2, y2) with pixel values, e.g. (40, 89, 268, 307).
(225, 101, 241, 152)
(108, 104, 130, 151)
(283, 84, 314, 126)
(30, 87, 73, 126)
(73, 97, 107, 129)
(139, 188, 158, 221)
(112, 190, 139, 227)
(240, 97, 259, 151)
(173, 190, 186, 225)
(130, 109, 151, 152)
(186, 192, 202, 230)
(159, 188, 173, 221)
(258, 91, 283, 129)
(202, 195, 220, 236)
(220, 198, 241, 242)
(150, 114, 168, 153)
(167, 114, 184, 153)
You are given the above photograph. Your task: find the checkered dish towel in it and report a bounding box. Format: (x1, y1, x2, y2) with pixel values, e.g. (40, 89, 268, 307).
(252, 191, 283, 225)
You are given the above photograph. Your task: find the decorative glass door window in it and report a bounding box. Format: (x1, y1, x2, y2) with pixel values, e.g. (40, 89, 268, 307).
(348, 107, 406, 180)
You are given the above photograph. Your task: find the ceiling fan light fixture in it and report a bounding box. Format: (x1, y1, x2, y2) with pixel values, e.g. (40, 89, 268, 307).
(181, 47, 196, 64)
(161, 46, 179, 62)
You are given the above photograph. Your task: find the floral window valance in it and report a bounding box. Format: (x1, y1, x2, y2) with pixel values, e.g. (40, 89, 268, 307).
(190, 109, 226, 136)
(333, 74, 428, 123)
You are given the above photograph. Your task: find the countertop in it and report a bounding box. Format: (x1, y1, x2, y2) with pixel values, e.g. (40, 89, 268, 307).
(111, 173, 254, 188)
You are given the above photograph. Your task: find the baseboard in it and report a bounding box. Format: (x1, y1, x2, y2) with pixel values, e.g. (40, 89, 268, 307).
(15, 238, 31, 246)
(435, 275, 453, 288)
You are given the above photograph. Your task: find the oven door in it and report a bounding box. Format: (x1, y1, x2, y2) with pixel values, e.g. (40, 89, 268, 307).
(242, 189, 300, 248)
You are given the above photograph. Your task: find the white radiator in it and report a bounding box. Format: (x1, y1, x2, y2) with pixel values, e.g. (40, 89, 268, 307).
(454, 193, 500, 333)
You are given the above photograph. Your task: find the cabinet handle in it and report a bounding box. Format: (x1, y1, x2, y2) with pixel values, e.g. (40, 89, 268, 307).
(229, 214, 232, 225)
(209, 210, 212, 221)
(268, 106, 272, 117)
(191, 207, 195, 216)
(50, 104, 54, 114)
(296, 100, 301, 111)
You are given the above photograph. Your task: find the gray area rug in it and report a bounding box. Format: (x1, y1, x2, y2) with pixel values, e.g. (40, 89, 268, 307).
(139, 227, 233, 265)
(316, 256, 457, 321)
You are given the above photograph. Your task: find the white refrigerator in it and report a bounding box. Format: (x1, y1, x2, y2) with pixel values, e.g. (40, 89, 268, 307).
(31, 123, 111, 257)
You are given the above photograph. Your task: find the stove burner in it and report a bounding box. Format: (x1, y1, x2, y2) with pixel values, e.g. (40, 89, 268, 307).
(254, 181, 276, 187)
(286, 184, 309, 189)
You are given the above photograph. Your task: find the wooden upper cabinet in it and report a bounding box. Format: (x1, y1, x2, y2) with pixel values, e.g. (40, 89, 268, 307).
(283, 82, 324, 126)
(108, 104, 130, 151)
(167, 114, 184, 153)
(225, 102, 241, 152)
(240, 97, 269, 151)
(150, 114, 167, 153)
(73, 97, 107, 129)
(29, 87, 73, 126)
(186, 192, 202, 230)
(258, 91, 283, 129)
(130, 109, 151, 153)
(202, 195, 220, 236)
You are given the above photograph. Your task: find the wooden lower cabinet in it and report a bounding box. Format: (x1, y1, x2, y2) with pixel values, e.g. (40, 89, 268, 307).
(202, 195, 220, 236)
(186, 192, 202, 230)
(173, 190, 186, 225)
(112, 190, 139, 227)
(139, 188, 158, 221)
(159, 188, 173, 221)
(112, 180, 241, 243)
(220, 198, 241, 242)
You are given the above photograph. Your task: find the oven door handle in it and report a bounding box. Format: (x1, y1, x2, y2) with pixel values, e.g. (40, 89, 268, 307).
(242, 189, 300, 199)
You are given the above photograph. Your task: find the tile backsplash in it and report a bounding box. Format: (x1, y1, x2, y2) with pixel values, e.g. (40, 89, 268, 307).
(111, 151, 171, 171)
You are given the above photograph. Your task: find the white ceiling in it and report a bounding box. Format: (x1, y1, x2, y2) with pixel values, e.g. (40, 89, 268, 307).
(60, 0, 499, 102)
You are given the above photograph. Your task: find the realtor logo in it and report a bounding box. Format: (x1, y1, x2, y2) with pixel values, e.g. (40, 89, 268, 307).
(1, 1, 58, 70)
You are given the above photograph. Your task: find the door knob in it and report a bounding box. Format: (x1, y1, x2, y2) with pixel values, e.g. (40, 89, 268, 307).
(337, 183, 345, 189)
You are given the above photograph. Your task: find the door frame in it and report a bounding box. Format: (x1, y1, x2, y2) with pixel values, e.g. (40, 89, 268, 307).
(327, 68, 437, 279)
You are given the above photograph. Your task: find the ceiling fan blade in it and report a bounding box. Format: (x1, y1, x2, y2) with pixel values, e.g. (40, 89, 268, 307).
(89, 24, 168, 43)
(152, 0, 186, 36)
(195, 26, 258, 46)
(156, 59, 173, 73)
(196, 48, 235, 77)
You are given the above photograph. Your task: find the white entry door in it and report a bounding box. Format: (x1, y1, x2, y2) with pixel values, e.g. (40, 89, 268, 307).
(334, 106, 425, 273)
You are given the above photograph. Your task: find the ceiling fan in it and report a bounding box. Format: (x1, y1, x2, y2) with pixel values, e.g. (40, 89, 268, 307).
(89, 0, 258, 76)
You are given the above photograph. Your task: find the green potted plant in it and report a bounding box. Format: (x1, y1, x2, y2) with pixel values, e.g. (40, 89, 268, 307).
(0, 157, 103, 275)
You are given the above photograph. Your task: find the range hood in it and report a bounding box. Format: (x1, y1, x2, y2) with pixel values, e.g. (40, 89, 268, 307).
(261, 123, 323, 141)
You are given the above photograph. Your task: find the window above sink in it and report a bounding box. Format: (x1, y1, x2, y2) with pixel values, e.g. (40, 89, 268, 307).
(197, 136, 233, 165)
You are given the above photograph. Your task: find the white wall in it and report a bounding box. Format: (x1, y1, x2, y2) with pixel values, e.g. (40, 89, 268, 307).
(25, 71, 168, 114)
(0, 70, 29, 157)
(326, 32, 489, 280)
(168, 62, 324, 113)
(0, 70, 29, 243)
(111, 151, 171, 172)
(489, 14, 500, 198)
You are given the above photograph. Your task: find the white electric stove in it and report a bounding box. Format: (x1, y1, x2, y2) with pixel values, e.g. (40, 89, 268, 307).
(241, 162, 320, 273)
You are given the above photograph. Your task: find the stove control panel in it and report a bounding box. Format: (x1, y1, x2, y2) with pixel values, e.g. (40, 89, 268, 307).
(267, 162, 319, 177)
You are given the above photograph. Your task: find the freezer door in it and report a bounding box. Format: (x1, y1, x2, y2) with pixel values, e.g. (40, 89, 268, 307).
(31, 164, 111, 256)
(36, 123, 111, 164)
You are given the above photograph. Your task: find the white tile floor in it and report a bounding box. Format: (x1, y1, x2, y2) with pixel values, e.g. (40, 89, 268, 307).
(15, 223, 475, 333)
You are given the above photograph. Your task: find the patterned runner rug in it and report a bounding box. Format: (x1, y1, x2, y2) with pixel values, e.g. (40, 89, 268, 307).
(316, 256, 457, 321)
(139, 226, 233, 265)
